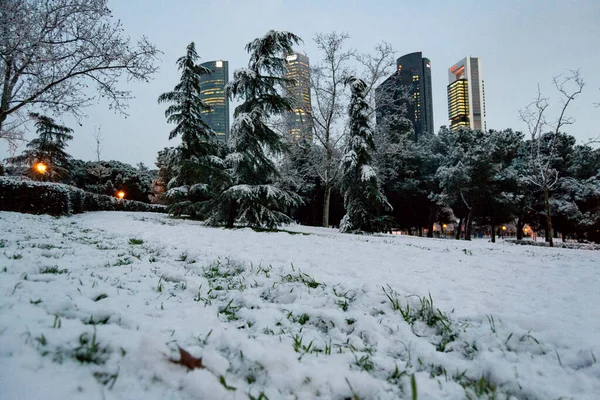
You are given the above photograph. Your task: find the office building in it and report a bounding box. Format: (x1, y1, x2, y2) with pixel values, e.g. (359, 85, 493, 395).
(284, 52, 312, 141)
(375, 52, 434, 140)
(199, 60, 229, 141)
(447, 57, 486, 131)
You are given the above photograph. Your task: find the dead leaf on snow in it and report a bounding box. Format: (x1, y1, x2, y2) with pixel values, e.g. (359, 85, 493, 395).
(170, 346, 204, 370)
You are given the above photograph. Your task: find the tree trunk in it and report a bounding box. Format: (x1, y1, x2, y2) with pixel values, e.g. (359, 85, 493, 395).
(418, 227, 423, 237)
(322, 184, 332, 228)
(544, 186, 554, 247)
(226, 200, 237, 228)
(516, 216, 524, 240)
(465, 209, 473, 241)
(426, 208, 435, 238)
(562, 232, 566, 242)
(490, 224, 496, 243)
(455, 217, 463, 240)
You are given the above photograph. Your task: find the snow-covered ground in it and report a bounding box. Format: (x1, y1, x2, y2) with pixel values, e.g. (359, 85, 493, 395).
(1, 211, 599, 399)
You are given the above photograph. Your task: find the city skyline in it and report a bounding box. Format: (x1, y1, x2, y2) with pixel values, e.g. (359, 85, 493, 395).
(0, 0, 598, 166)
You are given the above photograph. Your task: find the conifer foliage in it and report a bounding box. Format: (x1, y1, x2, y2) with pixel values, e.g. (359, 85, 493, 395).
(339, 77, 391, 233)
(204, 30, 303, 228)
(12, 113, 74, 181)
(157, 42, 226, 217)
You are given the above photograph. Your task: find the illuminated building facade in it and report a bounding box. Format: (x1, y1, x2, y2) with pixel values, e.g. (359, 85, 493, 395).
(283, 52, 312, 141)
(447, 57, 486, 131)
(375, 52, 434, 140)
(199, 60, 229, 141)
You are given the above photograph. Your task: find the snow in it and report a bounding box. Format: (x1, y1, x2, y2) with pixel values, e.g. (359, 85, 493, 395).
(1, 210, 599, 399)
(361, 165, 376, 182)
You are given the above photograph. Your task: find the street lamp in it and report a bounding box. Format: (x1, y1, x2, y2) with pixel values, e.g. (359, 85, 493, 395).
(116, 191, 125, 199)
(35, 162, 47, 174)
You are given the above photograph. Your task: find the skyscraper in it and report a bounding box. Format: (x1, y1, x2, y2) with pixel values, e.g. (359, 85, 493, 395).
(283, 52, 312, 141)
(375, 52, 434, 140)
(199, 60, 229, 141)
(447, 57, 486, 131)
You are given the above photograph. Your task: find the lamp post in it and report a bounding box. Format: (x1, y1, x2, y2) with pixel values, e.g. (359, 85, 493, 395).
(116, 191, 125, 199)
(35, 162, 47, 174)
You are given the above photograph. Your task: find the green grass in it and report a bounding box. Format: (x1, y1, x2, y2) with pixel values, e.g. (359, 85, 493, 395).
(39, 266, 68, 274)
(250, 227, 311, 235)
(280, 270, 321, 289)
(128, 238, 144, 245)
(94, 294, 108, 302)
(73, 330, 110, 364)
(218, 299, 240, 321)
(298, 313, 310, 325)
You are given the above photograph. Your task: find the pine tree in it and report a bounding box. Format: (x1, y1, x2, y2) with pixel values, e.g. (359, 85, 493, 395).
(339, 76, 391, 233)
(204, 30, 303, 228)
(12, 113, 73, 181)
(157, 42, 226, 217)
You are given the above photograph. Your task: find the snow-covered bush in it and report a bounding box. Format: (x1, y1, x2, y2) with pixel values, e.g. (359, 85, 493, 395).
(0, 177, 165, 216)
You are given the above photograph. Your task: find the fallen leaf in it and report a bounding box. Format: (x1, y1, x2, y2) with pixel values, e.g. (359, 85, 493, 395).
(170, 346, 204, 370)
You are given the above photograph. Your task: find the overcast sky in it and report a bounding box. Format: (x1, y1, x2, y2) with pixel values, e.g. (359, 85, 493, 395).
(2, 0, 599, 167)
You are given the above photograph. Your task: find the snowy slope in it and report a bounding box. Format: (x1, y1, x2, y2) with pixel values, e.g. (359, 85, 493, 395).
(0, 211, 599, 399)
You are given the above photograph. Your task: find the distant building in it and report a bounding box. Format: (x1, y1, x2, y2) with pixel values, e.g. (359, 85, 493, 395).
(447, 57, 486, 131)
(199, 60, 230, 141)
(283, 52, 312, 141)
(375, 52, 434, 140)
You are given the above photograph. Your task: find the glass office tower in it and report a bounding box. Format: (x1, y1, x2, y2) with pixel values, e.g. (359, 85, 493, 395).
(199, 60, 230, 141)
(447, 57, 486, 131)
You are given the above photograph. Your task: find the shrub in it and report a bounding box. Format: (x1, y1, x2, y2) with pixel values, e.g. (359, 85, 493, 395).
(0, 177, 166, 216)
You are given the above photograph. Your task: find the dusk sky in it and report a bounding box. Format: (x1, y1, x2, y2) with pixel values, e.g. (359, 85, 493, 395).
(2, 0, 599, 167)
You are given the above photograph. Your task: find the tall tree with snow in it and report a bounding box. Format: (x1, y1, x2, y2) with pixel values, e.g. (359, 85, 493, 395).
(519, 70, 584, 246)
(204, 30, 303, 228)
(157, 42, 227, 218)
(11, 113, 73, 181)
(339, 76, 391, 233)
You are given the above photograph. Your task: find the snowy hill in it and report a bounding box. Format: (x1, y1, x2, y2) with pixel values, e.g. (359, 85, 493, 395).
(0, 211, 599, 399)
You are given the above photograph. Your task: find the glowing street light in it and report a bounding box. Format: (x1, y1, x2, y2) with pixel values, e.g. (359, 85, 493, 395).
(502, 226, 507, 231)
(443, 224, 447, 229)
(35, 162, 47, 174)
(116, 191, 125, 199)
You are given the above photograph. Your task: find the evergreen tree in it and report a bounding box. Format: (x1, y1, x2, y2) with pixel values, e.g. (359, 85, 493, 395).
(157, 42, 226, 217)
(434, 128, 522, 241)
(204, 30, 303, 228)
(12, 113, 73, 181)
(339, 76, 391, 233)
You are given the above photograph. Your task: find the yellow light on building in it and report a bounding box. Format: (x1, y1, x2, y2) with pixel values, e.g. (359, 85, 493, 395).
(35, 162, 47, 173)
(117, 191, 125, 199)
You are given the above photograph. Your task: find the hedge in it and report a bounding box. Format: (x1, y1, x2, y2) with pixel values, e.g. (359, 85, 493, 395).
(0, 176, 166, 216)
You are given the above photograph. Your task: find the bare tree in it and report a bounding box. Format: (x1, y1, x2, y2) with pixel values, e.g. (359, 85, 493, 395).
(0, 0, 160, 139)
(355, 41, 397, 118)
(519, 70, 584, 247)
(90, 125, 103, 162)
(0, 110, 27, 161)
(307, 32, 355, 227)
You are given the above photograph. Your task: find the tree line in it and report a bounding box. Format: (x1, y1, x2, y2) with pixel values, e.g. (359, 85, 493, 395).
(1, 1, 598, 242)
